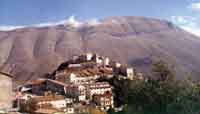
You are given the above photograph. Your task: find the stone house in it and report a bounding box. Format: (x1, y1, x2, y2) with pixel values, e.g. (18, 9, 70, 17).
(93, 92, 114, 110)
(0, 72, 13, 112)
(84, 82, 112, 99)
(45, 79, 86, 101)
(33, 95, 67, 109)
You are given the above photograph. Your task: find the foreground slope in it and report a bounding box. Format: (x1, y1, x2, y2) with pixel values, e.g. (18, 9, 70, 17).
(0, 16, 200, 82)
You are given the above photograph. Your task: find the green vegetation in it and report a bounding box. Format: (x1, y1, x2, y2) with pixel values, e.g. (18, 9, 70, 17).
(102, 60, 200, 114)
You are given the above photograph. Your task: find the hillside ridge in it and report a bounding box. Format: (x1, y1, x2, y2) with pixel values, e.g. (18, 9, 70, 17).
(0, 16, 200, 82)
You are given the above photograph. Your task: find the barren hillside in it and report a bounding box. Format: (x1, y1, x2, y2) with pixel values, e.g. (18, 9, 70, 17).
(1, 16, 200, 82)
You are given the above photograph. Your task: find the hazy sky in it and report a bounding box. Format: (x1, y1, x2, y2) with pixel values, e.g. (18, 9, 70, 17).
(0, 0, 200, 36)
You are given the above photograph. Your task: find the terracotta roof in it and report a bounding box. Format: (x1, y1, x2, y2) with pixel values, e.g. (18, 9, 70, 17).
(0, 72, 13, 78)
(99, 68, 113, 74)
(47, 79, 68, 87)
(47, 79, 80, 88)
(26, 79, 46, 85)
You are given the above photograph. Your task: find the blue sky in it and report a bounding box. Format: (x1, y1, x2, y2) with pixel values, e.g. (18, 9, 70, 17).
(0, 0, 200, 36)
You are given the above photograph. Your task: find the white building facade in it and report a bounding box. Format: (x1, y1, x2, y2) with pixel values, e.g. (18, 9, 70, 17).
(85, 82, 112, 99)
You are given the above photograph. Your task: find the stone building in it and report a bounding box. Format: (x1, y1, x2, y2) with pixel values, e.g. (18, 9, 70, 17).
(22, 79, 86, 101)
(55, 67, 114, 85)
(84, 82, 112, 99)
(45, 79, 86, 101)
(114, 66, 136, 80)
(86, 53, 93, 61)
(93, 92, 114, 110)
(33, 95, 67, 109)
(55, 69, 101, 85)
(126, 68, 135, 80)
(0, 72, 13, 112)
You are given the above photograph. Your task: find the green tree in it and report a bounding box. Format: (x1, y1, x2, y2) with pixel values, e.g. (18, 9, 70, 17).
(152, 60, 175, 82)
(167, 78, 200, 114)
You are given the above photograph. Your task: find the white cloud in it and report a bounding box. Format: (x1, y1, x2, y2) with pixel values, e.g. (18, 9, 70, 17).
(0, 16, 102, 31)
(65, 15, 83, 27)
(0, 19, 70, 31)
(171, 16, 200, 37)
(190, 2, 200, 11)
(0, 26, 25, 31)
(34, 20, 67, 27)
(34, 16, 83, 28)
(181, 25, 200, 37)
(0, 19, 71, 31)
(171, 16, 188, 24)
(86, 18, 101, 26)
(171, 16, 196, 25)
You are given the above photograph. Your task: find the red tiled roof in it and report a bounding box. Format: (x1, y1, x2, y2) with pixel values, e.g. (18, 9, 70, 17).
(46, 79, 81, 89)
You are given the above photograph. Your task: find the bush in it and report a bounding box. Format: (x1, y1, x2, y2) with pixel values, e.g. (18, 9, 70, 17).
(107, 60, 200, 114)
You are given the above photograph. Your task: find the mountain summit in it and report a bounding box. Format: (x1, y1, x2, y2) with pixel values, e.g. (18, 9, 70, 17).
(0, 16, 200, 82)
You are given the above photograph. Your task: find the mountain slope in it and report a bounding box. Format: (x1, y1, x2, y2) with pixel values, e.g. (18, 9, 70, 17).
(0, 16, 200, 82)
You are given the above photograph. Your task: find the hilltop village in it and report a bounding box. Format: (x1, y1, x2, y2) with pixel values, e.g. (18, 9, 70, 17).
(2, 53, 145, 114)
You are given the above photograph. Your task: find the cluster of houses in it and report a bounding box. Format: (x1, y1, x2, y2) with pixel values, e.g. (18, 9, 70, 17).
(0, 53, 144, 114)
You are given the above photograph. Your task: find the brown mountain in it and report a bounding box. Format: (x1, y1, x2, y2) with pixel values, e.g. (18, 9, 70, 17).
(0, 16, 200, 83)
